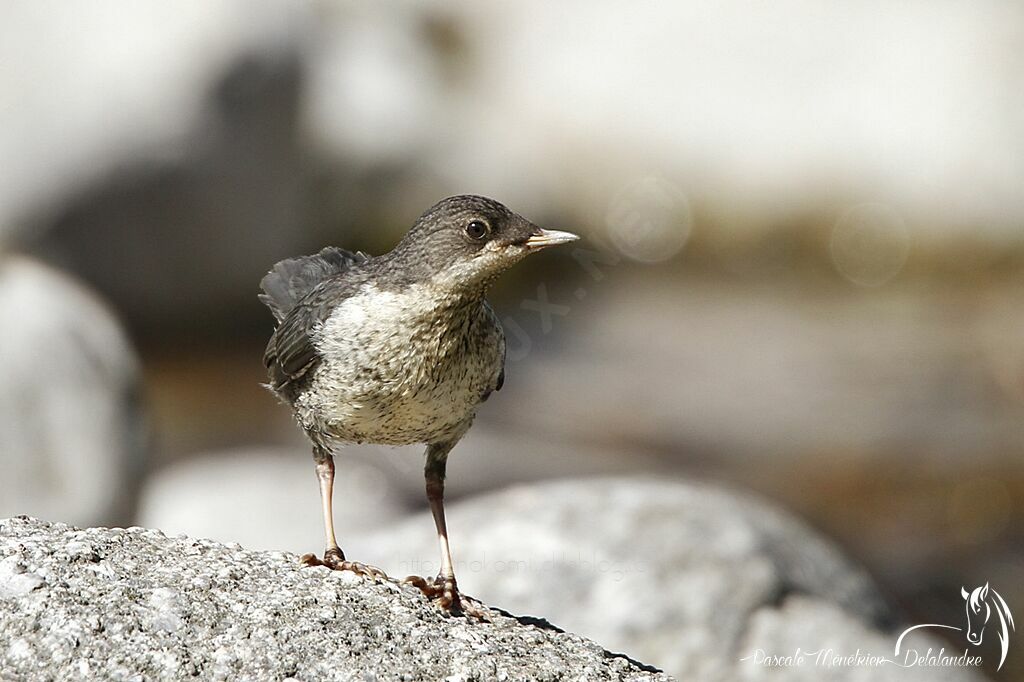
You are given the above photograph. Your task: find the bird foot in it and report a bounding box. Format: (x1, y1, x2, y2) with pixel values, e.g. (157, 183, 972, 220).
(300, 548, 388, 581)
(403, 574, 490, 620)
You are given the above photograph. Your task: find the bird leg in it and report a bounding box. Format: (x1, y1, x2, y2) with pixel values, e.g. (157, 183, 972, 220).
(299, 453, 387, 580)
(404, 442, 488, 619)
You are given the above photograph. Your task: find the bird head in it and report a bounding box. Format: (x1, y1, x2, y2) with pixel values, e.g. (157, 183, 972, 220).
(393, 195, 578, 292)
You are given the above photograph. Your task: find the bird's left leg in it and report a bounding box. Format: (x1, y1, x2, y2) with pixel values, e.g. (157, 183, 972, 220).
(299, 447, 387, 580)
(404, 440, 488, 619)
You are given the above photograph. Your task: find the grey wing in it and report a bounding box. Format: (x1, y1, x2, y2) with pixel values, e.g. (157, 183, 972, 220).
(264, 278, 352, 394)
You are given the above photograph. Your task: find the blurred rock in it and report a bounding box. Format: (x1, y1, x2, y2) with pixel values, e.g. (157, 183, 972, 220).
(0, 516, 668, 681)
(33, 50, 317, 342)
(359, 477, 979, 681)
(0, 255, 145, 527)
(0, 1, 303, 238)
(486, 275, 1024, 613)
(339, 424, 672, 505)
(136, 448, 411, 554)
(304, 3, 443, 164)
(306, 1, 1024, 239)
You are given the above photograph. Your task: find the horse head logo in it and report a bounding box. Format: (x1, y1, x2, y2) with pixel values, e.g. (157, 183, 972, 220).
(896, 583, 1015, 671)
(961, 583, 1013, 667)
(963, 583, 991, 645)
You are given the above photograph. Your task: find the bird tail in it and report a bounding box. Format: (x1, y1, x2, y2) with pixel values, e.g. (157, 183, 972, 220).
(258, 247, 368, 322)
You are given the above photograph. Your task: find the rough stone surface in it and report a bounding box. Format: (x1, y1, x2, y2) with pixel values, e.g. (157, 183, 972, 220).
(358, 477, 984, 681)
(0, 516, 668, 681)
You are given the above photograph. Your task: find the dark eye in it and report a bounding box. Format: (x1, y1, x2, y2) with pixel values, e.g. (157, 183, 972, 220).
(465, 220, 489, 240)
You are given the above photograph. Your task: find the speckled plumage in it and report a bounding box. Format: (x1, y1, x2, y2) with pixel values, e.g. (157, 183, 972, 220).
(295, 280, 505, 448)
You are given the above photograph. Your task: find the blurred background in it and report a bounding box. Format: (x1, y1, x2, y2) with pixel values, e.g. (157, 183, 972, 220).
(1, 0, 1022, 678)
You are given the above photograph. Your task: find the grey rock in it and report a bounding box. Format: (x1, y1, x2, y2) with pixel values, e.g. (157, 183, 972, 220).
(0, 3, 301, 238)
(357, 477, 982, 681)
(0, 256, 145, 527)
(0, 516, 669, 681)
(0, 556, 45, 599)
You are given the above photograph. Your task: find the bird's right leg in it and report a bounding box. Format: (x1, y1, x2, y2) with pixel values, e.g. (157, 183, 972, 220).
(299, 449, 387, 580)
(403, 440, 488, 619)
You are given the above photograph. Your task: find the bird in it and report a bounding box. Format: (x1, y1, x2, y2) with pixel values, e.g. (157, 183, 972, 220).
(259, 195, 578, 616)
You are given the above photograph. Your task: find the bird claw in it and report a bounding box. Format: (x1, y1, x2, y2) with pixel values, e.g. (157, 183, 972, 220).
(300, 548, 389, 581)
(403, 574, 489, 620)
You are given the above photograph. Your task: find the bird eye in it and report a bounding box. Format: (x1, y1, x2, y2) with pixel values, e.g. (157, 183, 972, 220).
(464, 220, 489, 240)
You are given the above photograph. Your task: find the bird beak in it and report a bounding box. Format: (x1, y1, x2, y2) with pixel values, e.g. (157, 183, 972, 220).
(523, 228, 579, 251)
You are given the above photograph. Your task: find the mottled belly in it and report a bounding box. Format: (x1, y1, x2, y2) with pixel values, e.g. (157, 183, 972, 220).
(312, 369, 489, 446)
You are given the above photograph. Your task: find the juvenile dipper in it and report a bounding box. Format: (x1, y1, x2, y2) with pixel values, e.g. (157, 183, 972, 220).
(259, 195, 577, 615)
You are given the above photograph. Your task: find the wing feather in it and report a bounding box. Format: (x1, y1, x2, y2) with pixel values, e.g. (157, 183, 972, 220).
(261, 250, 369, 395)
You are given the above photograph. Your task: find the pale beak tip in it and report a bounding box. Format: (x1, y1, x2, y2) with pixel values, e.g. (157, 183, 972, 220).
(525, 229, 580, 250)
